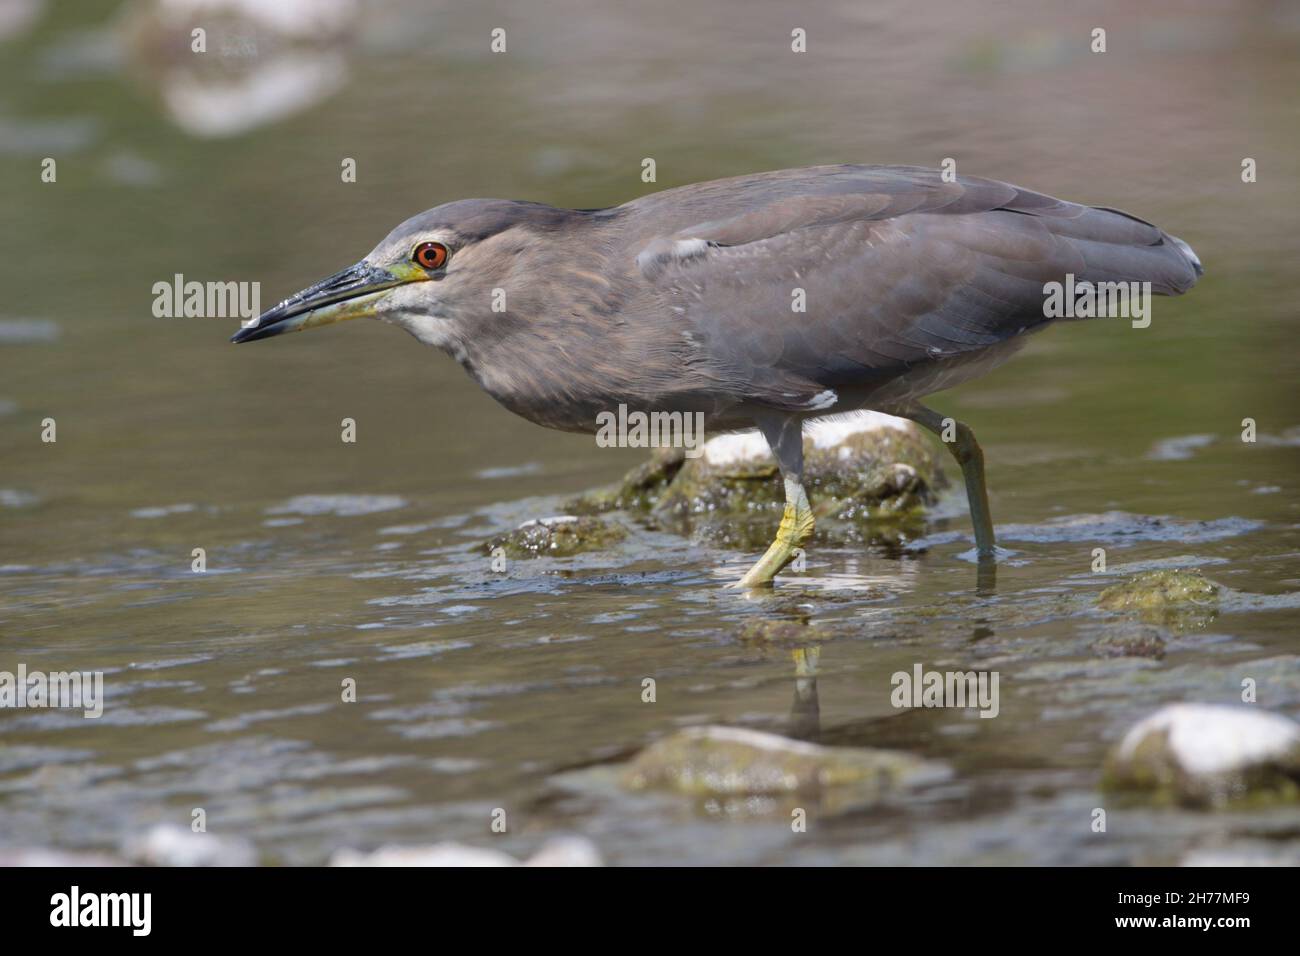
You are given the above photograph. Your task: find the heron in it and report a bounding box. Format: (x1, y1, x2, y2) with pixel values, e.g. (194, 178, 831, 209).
(232, 165, 1202, 588)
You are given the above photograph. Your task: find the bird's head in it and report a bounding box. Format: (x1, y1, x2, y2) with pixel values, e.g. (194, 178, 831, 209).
(231, 199, 581, 350)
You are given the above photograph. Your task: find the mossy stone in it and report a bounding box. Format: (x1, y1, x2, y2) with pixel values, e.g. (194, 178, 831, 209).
(487, 515, 627, 559)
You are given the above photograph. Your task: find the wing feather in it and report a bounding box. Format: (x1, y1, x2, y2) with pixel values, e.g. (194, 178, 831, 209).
(635, 166, 1199, 409)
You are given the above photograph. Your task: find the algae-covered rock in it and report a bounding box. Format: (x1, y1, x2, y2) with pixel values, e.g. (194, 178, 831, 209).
(642, 414, 944, 548)
(1099, 570, 1218, 611)
(487, 515, 626, 559)
(564, 414, 944, 549)
(565, 447, 687, 515)
(1102, 704, 1300, 808)
(1098, 570, 1220, 627)
(658, 415, 940, 516)
(620, 725, 946, 803)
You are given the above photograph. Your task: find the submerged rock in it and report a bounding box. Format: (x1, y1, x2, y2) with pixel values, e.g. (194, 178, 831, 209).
(620, 725, 946, 809)
(0, 317, 60, 343)
(1098, 570, 1219, 627)
(995, 512, 1259, 545)
(574, 414, 944, 549)
(266, 494, 406, 517)
(487, 515, 627, 558)
(331, 836, 601, 867)
(1103, 704, 1300, 807)
(1090, 624, 1167, 660)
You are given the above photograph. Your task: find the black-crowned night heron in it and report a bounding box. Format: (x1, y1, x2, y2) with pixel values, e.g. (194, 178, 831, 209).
(233, 165, 1202, 587)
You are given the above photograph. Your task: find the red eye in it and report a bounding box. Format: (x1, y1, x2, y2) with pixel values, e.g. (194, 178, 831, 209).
(413, 241, 448, 270)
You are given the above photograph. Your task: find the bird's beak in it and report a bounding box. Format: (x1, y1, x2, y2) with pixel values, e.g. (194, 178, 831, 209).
(231, 261, 425, 343)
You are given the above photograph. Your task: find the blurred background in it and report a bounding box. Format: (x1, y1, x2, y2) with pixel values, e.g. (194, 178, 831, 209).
(1, 0, 1298, 865)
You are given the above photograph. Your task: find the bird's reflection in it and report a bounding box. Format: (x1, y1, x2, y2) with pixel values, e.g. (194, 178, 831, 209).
(765, 560, 998, 741)
(788, 645, 821, 740)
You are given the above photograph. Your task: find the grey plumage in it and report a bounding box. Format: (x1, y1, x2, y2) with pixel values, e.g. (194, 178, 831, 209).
(234, 164, 1203, 586)
(349, 165, 1199, 432)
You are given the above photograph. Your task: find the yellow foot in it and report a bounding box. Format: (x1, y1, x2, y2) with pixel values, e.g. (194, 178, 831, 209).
(731, 500, 815, 589)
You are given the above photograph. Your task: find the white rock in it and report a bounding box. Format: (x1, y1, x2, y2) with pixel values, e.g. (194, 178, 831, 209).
(1115, 704, 1300, 777)
(701, 411, 913, 467)
(331, 836, 602, 868)
(677, 724, 829, 757)
(806, 412, 912, 449)
(1181, 845, 1300, 867)
(125, 824, 256, 867)
(520, 836, 603, 867)
(0, 848, 126, 867)
(700, 431, 770, 467)
(332, 843, 517, 867)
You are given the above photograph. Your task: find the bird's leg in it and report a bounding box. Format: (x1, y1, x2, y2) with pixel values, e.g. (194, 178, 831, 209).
(733, 414, 814, 588)
(900, 404, 996, 557)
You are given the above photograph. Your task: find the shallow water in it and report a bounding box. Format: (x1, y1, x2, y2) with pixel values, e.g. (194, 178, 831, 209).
(2, 0, 1299, 865)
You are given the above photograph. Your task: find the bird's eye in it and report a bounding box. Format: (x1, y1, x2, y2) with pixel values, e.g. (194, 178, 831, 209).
(413, 241, 449, 270)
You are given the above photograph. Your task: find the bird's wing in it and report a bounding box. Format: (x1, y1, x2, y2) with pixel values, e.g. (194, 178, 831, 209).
(635, 167, 1199, 411)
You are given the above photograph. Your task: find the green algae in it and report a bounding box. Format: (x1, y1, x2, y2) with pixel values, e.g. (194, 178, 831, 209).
(487, 515, 628, 559)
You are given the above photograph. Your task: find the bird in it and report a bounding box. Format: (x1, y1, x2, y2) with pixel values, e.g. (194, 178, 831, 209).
(232, 164, 1202, 588)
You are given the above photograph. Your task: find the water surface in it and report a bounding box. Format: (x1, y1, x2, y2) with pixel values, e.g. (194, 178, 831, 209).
(2, 0, 1298, 865)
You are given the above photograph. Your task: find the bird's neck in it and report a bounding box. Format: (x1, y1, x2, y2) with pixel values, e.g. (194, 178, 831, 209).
(388, 313, 471, 365)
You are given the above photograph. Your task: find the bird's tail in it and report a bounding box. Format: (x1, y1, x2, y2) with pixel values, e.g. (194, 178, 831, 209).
(1165, 232, 1204, 287)
(1074, 205, 1203, 296)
